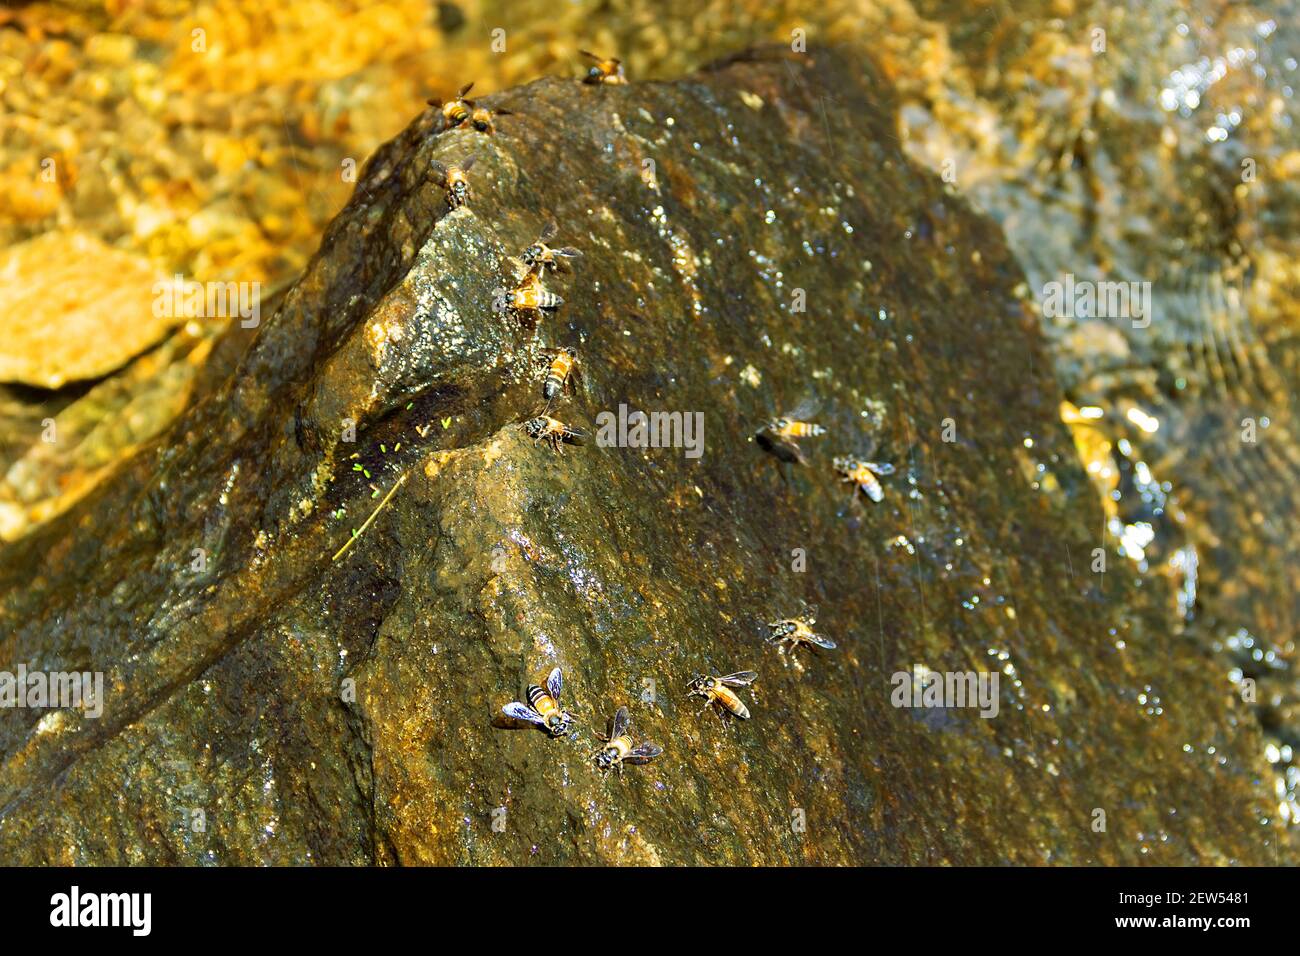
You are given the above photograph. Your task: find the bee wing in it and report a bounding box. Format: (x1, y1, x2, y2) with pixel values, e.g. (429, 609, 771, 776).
(493, 107, 514, 117)
(428, 159, 448, 183)
(502, 701, 546, 726)
(808, 633, 837, 649)
(538, 220, 558, 242)
(610, 706, 630, 739)
(562, 425, 587, 445)
(868, 461, 895, 476)
(720, 671, 758, 687)
(459, 155, 477, 172)
(555, 246, 582, 258)
(546, 666, 563, 703)
(624, 742, 662, 764)
(426, 97, 443, 108)
(458, 82, 475, 98)
(783, 397, 821, 420)
(863, 482, 884, 503)
(580, 50, 600, 61)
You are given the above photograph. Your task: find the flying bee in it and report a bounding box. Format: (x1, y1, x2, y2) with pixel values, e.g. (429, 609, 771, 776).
(427, 82, 475, 129)
(429, 155, 477, 208)
(523, 415, 586, 453)
(503, 271, 564, 317)
(686, 671, 757, 721)
(501, 666, 575, 737)
(767, 608, 836, 652)
(833, 453, 895, 503)
(521, 221, 582, 275)
(592, 706, 662, 774)
(755, 399, 826, 465)
(540, 347, 580, 404)
(580, 50, 626, 85)
(470, 104, 513, 134)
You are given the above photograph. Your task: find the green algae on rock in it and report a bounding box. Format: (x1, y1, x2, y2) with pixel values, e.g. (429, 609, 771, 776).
(0, 47, 1287, 865)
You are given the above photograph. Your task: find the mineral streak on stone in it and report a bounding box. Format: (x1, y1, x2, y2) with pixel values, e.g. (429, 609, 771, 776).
(0, 49, 1286, 864)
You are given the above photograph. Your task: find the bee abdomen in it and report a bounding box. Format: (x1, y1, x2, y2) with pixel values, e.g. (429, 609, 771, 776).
(718, 687, 749, 718)
(526, 685, 557, 715)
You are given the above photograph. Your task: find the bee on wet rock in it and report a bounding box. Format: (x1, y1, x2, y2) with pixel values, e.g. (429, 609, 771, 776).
(580, 50, 626, 85)
(767, 609, 836, 653)
(523, 415, 586, 453)
(502, 271, 564, 319)
(833, 453, 895, 503)
(686, 671, 757, 721)
(540, 347, 580, 405)
(429, 155, 476, 208)
(521, 221, 582, 275)
(592, 705, 662, 774)
(755, 399, 826, 465)
(427, 82, 475, 129)
(470, 104, 513, 134)
(502, 666, 575, 737)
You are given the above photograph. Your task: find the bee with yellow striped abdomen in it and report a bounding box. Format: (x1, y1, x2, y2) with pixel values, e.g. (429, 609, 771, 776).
(833, 453, 895, 503)
(523, 415, 585, 453)
(502, 666, 574, 737)
(756, 399, 826, 464)
(522, 221, 582, 275)
(427, 82, 475, 130)
(504, 271, 564, 319)
(687, 671, 757, 721)
(767, 609, 836, 653)
(429, 155, 476, 208)
(580, 51, 626, 85)
(540, 347, 580, 405)
(592, 706, 662, 773)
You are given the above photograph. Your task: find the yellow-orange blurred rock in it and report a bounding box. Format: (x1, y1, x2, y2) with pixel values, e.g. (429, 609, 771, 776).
(0, 231, 171, 388)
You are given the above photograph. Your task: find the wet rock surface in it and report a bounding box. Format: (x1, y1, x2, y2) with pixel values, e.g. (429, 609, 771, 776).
(891, 0, 1300, 830)
(0, 48, 1288, 864)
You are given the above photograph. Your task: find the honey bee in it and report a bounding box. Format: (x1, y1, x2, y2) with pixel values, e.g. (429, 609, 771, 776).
(504, 271, 564, 317)
(429, 155, 476, 208)
(686, 671, 757, 720)
(833, 453, 895, 503)
(580, 50, 626, 85)
(502, 666, 574, 737)
(540, 347, 580, 404)
(755, 399, 826, 464)
(470, 105, 513, 134)
(521, 221, 582, 275)
(523, 415, 586, 452)
(427, 82, 475, 129)
(767, 609, 836, 652)
(592, 705, 662, 773)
